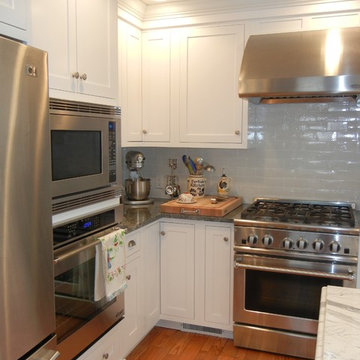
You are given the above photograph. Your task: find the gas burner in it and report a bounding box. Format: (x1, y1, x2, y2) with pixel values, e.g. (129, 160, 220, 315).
(242, 199, 355, 229)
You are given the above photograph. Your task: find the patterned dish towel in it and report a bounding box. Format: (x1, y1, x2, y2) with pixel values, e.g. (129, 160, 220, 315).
(94, 228, 127, 301)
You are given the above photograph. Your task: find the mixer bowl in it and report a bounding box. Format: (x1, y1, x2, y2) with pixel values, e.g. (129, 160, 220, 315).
(125, 178, 151, 201)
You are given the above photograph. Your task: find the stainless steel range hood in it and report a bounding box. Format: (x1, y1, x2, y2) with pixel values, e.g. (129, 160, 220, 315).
(238, 27, 360, 104)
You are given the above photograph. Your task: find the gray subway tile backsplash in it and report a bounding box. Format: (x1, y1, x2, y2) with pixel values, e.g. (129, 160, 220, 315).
(124, 101, 360, 208)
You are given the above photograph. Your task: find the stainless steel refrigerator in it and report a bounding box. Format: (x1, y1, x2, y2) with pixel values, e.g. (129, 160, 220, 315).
(0, 36, 58, 359)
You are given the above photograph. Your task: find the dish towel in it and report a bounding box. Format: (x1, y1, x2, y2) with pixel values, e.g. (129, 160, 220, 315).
(94, 228, 127, 301)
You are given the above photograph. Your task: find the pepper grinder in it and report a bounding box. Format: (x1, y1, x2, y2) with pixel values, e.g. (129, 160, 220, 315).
(165, 159, 180, 198)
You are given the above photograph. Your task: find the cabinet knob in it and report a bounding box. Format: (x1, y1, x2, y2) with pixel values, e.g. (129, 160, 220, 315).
(103, 353, 109, 360)
(72, 72, 79, 79)
(234, 130, 240, 135)
(80, 73, 87, 80)
(142, 129, 148, 134)
(126, 275, 131, 280)
(160, 231, 165, 236)
(223, 237, 229, 242)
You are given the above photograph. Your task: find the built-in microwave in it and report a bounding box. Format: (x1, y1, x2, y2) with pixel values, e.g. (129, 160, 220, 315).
(50, 99, 121, 200)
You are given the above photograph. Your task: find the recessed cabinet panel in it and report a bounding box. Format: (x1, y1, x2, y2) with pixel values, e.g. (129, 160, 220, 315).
(119, 21, 142, 142)
(305, 13, 360, 30)
(0, 0, 27, 40)
(30, 0, 77, 92)
(160, 222, 195, 319)
(142, 31, 171, 142)
(204, 225, 232, 325)
(179, 26, 245, 144)
(76, 0, 117, 98)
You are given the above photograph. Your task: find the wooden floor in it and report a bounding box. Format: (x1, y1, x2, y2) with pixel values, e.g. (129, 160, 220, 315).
(126, 326, 301, 360)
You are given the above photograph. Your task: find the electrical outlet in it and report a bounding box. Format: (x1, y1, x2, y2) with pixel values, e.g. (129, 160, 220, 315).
(155, 176, 162, 189)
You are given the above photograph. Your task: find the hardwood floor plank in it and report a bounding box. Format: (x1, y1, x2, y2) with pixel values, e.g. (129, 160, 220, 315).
(125, 326, 302, 360)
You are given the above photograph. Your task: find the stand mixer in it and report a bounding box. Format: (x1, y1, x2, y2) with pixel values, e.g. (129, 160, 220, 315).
(124, 151, 153, 205)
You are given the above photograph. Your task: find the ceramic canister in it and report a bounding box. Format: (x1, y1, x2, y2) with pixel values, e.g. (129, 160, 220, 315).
(187, 175, 206, 197)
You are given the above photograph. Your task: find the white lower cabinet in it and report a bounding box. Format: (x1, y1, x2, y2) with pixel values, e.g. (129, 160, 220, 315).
(160, 222, 195, 319)
(160, 220, 233, 331)
(118, 222, 160, 359)
(204, 225, 232, 326)
(79, 219, 232, 360)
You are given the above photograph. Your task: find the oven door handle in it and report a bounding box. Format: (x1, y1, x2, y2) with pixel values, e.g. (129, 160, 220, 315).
(54, 240, 100, 264)
(234, 262, 355, 281)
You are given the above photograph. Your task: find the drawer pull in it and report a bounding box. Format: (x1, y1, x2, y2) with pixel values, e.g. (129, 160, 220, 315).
(103, 353, 109, 360)
(128, 240, 136, 248)
(160, 231, 165, 236)
(180, 208, 200, 215)
(223, 237, 229, 242)
(126, 275, 131, 280)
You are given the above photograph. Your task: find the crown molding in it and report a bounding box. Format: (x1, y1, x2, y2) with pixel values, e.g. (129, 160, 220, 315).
(118, 0, 360, 28)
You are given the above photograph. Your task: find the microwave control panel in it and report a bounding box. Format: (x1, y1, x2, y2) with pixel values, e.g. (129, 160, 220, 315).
(109, 121, 116, 183)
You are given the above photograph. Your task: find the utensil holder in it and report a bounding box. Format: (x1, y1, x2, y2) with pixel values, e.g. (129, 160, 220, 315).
(187, 175, 206, 197)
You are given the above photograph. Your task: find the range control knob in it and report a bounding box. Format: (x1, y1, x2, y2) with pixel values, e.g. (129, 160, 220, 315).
(262, 234, 273, 247)
(296, 238, 308, 250)
(312, 239, 325, 252)
(247, 234, 258, 245)
(313, 239, 325, 252)
(329, 241, 341, 253)
(282, 237, 293, 250)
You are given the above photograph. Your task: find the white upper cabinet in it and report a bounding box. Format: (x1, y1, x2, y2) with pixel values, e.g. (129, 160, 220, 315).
(142, 30, 171, 142)
(119, 24, 171, 145)
(304, 12, 360, 31)
(30, 0, 118, 103)
(119, 20, 142, 142)
(178, 25, 246, 147)
(0, 0, 27, 41)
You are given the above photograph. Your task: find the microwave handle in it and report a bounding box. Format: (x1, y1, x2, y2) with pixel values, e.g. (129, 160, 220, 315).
(54, 239, 101, 264)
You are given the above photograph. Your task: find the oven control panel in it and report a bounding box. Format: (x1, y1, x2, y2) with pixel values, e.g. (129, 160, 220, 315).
(235, 226, 358, 258)
(53, 210, 116, 248)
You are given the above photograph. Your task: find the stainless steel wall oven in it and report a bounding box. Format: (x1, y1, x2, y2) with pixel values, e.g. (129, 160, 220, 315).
(233, 198, 359, 359)
(52, 201, 124, 360)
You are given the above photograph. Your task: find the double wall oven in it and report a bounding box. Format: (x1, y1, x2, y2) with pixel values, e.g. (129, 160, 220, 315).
(233, 198, 359, 359)
(50, 99, 124, 359)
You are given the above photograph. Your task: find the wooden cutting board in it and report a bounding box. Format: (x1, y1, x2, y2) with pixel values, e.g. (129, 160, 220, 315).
(160, 196, 243, 217)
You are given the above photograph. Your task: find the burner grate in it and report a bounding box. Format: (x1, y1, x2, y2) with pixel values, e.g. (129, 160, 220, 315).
(242, 200, 355, 228)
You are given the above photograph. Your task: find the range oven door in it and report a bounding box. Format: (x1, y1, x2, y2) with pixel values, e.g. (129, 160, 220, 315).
(234, 253, 356, 335)
(53, 228, 124, 360)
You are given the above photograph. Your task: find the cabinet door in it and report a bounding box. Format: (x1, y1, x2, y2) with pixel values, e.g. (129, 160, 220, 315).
(30, 0, 77, 92)
(204, 225, 232, 325)
(142, 222, 160, 332)
(76, 0, 117, 98)
(119, 20, 142, 143)
(179, 25, 245, 145)
(304, 13, 360, 30)
(160, 222, 195, 319)
(0, 0, 27, 40)
(142, 30, 171, 142)
(119, 255, 143, 358)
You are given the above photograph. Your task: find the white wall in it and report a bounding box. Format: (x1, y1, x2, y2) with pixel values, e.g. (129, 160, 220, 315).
(123, 101, 360, 208)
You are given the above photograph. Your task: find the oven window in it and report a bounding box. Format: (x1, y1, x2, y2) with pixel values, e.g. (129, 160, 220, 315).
(245, 270, 342, 320)
(54, 257, 114, 342)
(51, 130, 102, 181)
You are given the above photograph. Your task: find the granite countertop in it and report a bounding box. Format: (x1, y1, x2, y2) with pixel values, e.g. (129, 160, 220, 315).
(315, 286, 360, 360)
(119, 198, 247, 233)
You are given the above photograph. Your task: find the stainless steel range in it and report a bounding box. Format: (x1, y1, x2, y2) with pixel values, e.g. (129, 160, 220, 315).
(233, 198, 359, 359)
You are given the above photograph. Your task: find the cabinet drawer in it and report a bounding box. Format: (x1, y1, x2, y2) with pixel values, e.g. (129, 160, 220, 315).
(125, 232, 141, 258)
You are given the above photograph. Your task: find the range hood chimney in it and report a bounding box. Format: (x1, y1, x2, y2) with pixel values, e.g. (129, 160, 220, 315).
(238, 27, 360, 105)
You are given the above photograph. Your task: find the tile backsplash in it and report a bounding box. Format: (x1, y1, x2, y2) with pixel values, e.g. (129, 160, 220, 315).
(123, 101, 360, 208)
